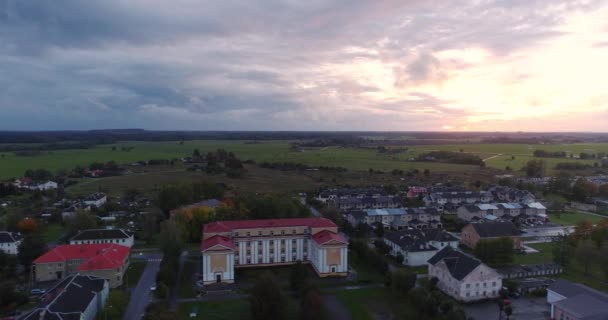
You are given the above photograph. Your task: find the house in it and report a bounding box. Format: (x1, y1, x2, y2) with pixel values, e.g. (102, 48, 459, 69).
(460, 221, 522, 249)
(331, 196, 400, 211)
(345, 210, 367, 226)
(547, 279, 608, 320)
(428, 246, 502, 302)
(83, 192, 107, 208)
(33, 243, 130, 287)
(0, 231, 22, 255)
(357, 207, 442, 230)
(201, 218, 348, 285)
(496, 263, 563, 279)
(384, 229, 459, 266)
(20, 274, 109, 320)
(70, 228, 134, 248)
(424, 191, 492, 211)
(488, 186, 536, 204)
(406, 186, 427, 199)
(456, 204, 500, 221)
(14, 178, 58, 191)
(316, 187, 389, 203)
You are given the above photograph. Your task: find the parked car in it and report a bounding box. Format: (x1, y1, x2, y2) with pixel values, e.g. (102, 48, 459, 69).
(30, 289, 46, 295)
(150, 284, 157, 291)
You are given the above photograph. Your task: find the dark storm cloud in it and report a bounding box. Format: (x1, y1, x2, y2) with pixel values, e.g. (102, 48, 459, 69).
(0, 0, 606, 130)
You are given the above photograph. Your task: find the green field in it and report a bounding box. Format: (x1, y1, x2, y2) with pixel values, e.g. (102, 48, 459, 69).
(2, 140, 607, 179)
(514, 242, 555, 265)
(548, 211, 607, 226)
(42, 223, 66, 243)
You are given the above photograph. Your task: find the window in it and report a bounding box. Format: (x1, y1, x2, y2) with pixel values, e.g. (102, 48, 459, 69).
(281, 230, 285, 235)
(258, 231, 262, 236)
(492, 282, 496, 287)
(466, 284, 470, 288)
(246, 232, 250, 236)
(292, 229, 296, 234)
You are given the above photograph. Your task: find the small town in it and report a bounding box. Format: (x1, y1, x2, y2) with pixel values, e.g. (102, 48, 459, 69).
(2, 1, 608, 319)
(2, 162, 608, 320)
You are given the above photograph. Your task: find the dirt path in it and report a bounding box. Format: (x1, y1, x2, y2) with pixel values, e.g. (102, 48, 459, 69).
(482, 153, 503, 162)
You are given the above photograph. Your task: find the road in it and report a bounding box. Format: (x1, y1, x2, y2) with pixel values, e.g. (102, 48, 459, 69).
(521, 226, 574, 239)
(123, 253, 162, 320)
(300, 197, 321, 217)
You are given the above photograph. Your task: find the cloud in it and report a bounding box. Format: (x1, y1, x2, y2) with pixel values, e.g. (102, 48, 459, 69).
(0, 0, 607, 131)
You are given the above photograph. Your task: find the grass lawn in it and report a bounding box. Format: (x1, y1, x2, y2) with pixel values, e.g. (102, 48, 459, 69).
(514, 242, 555, 265)
(177, 295, 300, 320)
(124, 261, 146, 288)
(178, 299, 249, 320)
(335, 287, 431, 320)
(548, 211, 606, 226)
(178, 257, 198, 298)
(349, 254, 386, 284)
(42, 223, 65, 243)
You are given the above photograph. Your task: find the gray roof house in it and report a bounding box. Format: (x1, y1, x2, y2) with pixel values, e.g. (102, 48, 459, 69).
(547, 279, 608, 320)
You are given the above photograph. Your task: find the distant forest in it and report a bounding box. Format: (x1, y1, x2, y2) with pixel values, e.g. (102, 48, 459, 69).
(0, 129, 607, 145)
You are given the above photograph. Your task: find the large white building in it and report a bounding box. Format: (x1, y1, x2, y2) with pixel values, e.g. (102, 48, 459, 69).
(200, 218, 348, 286)
(428, 246, 502, 302)
(70, 228, 134, 248)
(83, 192, 107, 208)
(0, 231, 22, 255)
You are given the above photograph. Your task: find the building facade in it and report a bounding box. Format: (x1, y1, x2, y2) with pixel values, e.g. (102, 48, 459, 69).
(0, 231, 22, 255)
(347, 207, 442, 230)
(70, 228, 134, 248)
(200, 218, 348, 285)
(428, 247, 502, 302)
(460, 221, 522, 249)
(33, 244, 130, 287)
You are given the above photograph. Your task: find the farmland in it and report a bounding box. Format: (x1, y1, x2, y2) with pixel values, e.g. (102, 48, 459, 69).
(1, 140, 607, 180)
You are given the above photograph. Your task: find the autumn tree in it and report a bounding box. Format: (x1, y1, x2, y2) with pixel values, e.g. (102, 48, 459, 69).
(173, 206, 215, 243)
(571, 178, 598, 202)
(16, 217, 37, 235)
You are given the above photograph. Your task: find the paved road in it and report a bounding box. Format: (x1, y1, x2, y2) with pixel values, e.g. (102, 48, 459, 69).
(521, 226, 574, 238)
(323, 295, 350, 320)
(123, 253, 162, 320)
(300, 197, 322, 217)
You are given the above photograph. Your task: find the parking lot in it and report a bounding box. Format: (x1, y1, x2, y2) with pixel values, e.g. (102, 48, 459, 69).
(462, 297, 550, 320)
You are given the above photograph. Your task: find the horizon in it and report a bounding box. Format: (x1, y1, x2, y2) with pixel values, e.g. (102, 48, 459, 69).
(1, 1, 607, 131)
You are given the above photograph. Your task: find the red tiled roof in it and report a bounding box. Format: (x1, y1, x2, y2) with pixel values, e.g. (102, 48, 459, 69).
(203, 218, 337, 233)
(201, 235, 236, 251)
(33, 244, 129, 271)
(311, 230, 347, 245)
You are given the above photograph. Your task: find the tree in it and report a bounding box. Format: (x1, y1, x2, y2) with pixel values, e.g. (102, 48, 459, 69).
(599, 244, 608, 280)
(173, 206, 215, 243)
(571, 178, 598, 202)
(64, 210, 98, 237)
(423, 169, 431, 177)
(504, 305, 513, 320)
(395, 253, 404, 264)
(473, 238, 514, 267)
(552, 234, 573, 267)
(599, 184, 608, 198)
(0, 251, 17, 279)
(428, 276, 439, 291)
(575, 239, 596, 276)
(249, 272, 287, 320)
(389, 269, 417, 295)
(522, 159, 546, 177)
(299, 285, 328, 320)
(573, 220, 594, 240)
(289, 261, 310, 293)
(18, 235, 47, 269)
(16, 217, 38, 234)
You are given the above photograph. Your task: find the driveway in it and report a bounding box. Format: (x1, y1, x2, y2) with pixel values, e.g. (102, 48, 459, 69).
(463, 297, 550, 320)
(123, 253, 162, 320)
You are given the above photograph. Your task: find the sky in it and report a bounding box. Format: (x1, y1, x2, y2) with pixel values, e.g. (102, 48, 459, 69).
(1, 0, 608, 132)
